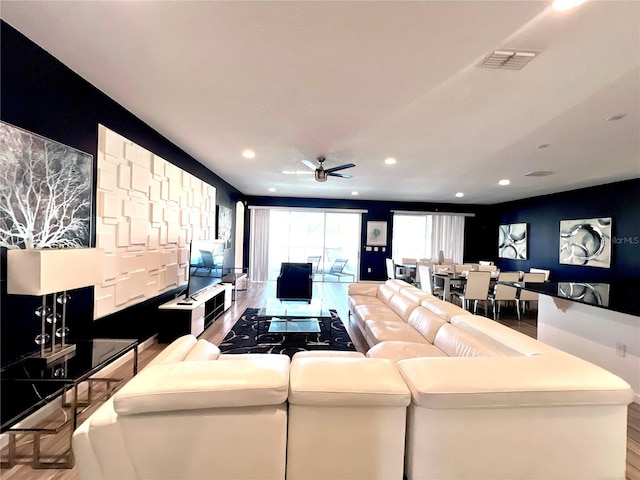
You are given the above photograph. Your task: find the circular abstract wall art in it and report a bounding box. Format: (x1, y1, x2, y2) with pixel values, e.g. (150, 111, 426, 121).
(559, 217, 612, 268)
(498, 223, 528, 259)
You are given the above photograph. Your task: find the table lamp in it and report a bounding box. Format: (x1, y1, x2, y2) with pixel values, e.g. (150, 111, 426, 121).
(7, 248, 105, 364)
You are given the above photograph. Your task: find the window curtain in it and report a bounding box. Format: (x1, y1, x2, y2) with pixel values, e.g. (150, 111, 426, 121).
(431, 214, 465, 263)
(249, 208, 270, 281)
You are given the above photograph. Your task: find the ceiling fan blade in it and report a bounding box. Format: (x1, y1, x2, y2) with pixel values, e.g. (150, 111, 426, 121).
(328, 172, 353, 179)
(325, 163, 355, 174)
(301, 160, 317, 171)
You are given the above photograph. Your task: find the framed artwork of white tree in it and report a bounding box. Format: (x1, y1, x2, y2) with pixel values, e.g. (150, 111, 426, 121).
(0, 121, 93, 249)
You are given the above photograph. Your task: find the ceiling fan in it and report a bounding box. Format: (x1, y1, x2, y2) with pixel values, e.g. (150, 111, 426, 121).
(301, 156, 356, 183)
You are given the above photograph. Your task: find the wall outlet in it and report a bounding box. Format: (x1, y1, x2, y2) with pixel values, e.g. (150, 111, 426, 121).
(367, 267, 372, 273)
(615, 343, 626, 357)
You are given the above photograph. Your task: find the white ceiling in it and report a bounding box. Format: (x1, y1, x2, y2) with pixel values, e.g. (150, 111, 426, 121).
(2, 0, 639, 204)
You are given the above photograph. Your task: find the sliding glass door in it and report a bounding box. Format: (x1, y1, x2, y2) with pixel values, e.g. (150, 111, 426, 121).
(267, 210, 360, 282)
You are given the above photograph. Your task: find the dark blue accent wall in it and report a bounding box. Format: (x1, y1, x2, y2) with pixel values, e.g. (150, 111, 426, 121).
(0, 21, 242, 363)
(494, 179, 640, 283)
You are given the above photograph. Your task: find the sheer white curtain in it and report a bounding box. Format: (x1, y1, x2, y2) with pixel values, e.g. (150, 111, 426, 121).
(249, 208, 270, 281)
(431, 214, 465, 263)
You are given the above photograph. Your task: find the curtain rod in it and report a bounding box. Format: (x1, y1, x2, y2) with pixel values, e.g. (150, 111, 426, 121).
(248, 206, 368, 214)
(390, 210, 475, 217)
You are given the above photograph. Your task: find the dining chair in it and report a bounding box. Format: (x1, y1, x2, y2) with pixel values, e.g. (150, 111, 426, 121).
(478, 264, 498, 272)
(453, 264, 470, 274)
(414, 260, 433, 286)
(417, 264, 443, 298)
(455, 271, 491, 315)
(530, 267, 551, 281)
(385, 258, 409, 281)
(401, 258, 417, 282)
(489, 271, 522, 321)
(519, 272, 546, 314)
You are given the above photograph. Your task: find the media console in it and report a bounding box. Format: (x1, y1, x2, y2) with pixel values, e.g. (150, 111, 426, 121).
(157, 284, 232, 343)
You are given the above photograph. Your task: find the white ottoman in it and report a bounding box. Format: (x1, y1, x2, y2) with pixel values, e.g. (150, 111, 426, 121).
(287, 356, 411, 479)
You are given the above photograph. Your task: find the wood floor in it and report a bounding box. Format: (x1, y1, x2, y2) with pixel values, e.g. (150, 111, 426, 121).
(1, 281, 638, 479)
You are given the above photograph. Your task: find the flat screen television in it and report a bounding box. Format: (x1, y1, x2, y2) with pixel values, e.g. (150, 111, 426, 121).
(184, 239, 225, 299)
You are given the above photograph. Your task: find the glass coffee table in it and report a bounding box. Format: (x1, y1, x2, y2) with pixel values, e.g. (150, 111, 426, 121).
(258, 299, 332, 343)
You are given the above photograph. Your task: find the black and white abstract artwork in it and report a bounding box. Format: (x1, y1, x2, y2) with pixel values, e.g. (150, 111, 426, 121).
(217, 205, 232, 249)
(498, 223, 528, 259)
(559, 217, 612, 268)
(0, 122, 93, 249)
(557, 282, 610, 307)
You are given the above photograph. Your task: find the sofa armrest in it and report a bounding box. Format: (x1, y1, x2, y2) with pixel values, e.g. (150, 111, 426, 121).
(145, 334, 198, 367)
(348, 283, 380, 297)
(398, 355, 634, 409)
(113, 356, 290, 415)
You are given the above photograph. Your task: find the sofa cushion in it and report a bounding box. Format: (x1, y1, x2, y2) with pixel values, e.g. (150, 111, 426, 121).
(433, 324, 505, 357)
(349, 293, 385, 309)
(367, 341, 447, 361)
(292, 351, 365, 359)
(450, 315, 567, 357)
(348, 283, 380, 297)
(388, 294, 420, 321)
(146, 334, 198, 367)
(420, 298, 468, 321)
(376, 284, 397, 305)
(398, 287, 435, 305)
(406, 306, 448, 343)
(365, 320, 429, 346)
(355, 304, 405, 324)
(289, 357, 410, 407)
(183, 339, 221, 361)
(397, 355, 635, 409)
(385, 279, 412, 292)
(113, 356, 290, 415)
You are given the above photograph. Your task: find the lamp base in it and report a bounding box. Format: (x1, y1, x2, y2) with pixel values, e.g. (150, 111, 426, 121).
(34, 343, 77, 365)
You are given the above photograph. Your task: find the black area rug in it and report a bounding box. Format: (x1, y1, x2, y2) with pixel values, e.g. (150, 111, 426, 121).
(219, 308, 356, 357)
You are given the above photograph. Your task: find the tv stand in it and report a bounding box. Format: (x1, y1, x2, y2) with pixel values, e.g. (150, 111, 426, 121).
(157, 284, 232, 343)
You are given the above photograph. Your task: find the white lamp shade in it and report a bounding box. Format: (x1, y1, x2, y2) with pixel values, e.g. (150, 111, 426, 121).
(8, 248, 105, 295)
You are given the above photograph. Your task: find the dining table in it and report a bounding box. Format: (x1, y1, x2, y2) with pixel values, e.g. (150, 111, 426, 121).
(432, 270, 500, 303)
(432, 272, 467, 302)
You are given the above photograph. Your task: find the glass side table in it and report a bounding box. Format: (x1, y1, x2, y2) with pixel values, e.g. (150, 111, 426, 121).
(0, 338, 138, 469)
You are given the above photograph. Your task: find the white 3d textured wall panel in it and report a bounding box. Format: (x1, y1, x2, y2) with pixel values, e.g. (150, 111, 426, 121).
(94, 125, 216, 320)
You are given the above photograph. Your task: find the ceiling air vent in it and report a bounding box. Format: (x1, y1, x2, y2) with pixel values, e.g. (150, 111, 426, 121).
(524, 171, 554, 177)
(478, 50, 540, 70)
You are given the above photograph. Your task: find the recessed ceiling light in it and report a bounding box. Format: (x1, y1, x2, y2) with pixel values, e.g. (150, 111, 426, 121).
(242, 149, 255, 159)
(552, 0, 587, 11)
(606, 114, 626, 122)
(498, 179, 511, 186)
(384, 157, 397, 165)
(536, 144, 550, 149)
(351, 191, 359, 196)
(268, 187, 276, 192)
(455, 192, 464, 198)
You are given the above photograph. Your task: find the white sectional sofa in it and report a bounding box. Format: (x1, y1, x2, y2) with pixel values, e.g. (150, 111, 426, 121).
(72, 280, 635, 479)
(350, 279, 635, 479)
(72, 337, 412, 480)
(72, 335, 291, 480)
